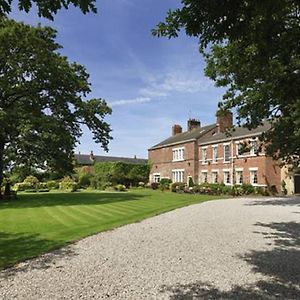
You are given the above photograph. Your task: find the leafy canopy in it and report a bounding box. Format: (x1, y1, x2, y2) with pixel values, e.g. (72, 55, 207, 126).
(0, 0, 96, 20)
(153, 0, 300, 165)
(0, 19, 112, 183)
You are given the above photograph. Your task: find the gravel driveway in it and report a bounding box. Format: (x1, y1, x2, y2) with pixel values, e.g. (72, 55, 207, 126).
(1, 196, 300, 299)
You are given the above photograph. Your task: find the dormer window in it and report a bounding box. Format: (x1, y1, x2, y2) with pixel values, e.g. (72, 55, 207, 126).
(172, 147, 184, 161)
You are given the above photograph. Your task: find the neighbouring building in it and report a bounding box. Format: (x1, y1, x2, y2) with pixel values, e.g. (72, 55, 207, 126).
(148, 111, 299, 195)
(75, 151, 147, 166)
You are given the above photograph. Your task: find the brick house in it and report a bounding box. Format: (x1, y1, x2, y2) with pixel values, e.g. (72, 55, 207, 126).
(148, 112, 298, 194)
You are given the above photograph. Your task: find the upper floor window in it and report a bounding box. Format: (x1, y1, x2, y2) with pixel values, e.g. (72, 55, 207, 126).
(250, 140, 258, 155)
(212, 146, 218, 163)
(202, 147, 208, 164)
(236, 143, 243, 156)
(173, 147, 184, 161)
(224, 144, 230, 162)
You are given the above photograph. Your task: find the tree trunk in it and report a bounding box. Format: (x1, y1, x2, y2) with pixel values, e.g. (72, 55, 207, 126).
(0, 139, 4, 200)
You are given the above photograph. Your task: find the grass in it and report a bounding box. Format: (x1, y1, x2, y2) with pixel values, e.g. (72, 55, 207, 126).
(0, 189, 223, 269)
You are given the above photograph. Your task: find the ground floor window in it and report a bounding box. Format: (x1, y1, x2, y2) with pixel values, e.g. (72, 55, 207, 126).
(172, 169, 184, 183)
(223, 171, 231, 185)
(153, 173, 160, 183)
(201, 171, 208, 183)
(250, 170, 258, 185)
(211, 171, 218, 183)
(235, 171, 243, 184)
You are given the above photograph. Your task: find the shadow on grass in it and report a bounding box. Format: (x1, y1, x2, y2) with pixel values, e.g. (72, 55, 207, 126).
(245, 196, 300, 207)
(0, 232, 77, 274)
(0, 192, 147, 209)
(160, 221, 300, 299)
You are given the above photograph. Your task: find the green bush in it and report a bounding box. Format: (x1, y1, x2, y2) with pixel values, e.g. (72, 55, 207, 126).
(38, 182, 47, 189)
(46, 180, 59, 190)
(241, 183, 255, 195)
(188, 177, 194, 188)
(114, 184, 126, 192)
(170, 182, 186, 192)
(59, 177, 77, 192)
(13, 182, 33, 191)
(78, 173, 93, 188)
(23, 175, 39, 189)
(151, 182, 159, 190)
(160, 178, 172, 189)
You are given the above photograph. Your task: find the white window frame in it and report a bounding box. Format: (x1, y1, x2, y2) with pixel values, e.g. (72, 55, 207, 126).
(202, 146, 208, 164)
(172, 169, 185, 183)
(250, 169, 258, 185)
(235, 169, 243, 185)
(236, 142, 243, 156)
(153, 173, 161, 183)
(223, 143, 230, 163)
(201, 170, 208, 183)
(211, 170, 219, 183)
(250, 139, 258, 156)
(223, 169, 231, 185)
(172, 147, 185, 162)
(212, 145, 218, 163)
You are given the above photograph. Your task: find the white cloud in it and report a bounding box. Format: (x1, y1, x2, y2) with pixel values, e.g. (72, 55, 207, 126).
(109, 97, 151, 107)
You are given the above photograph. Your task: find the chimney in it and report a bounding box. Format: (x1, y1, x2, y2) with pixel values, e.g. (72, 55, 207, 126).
(187, 119, 201, 131)
(172, 124, 182, 136)
(216, 111, 233, 133)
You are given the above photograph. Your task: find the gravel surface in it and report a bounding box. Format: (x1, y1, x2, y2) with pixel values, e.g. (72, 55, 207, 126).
(1, 196, 300, 299)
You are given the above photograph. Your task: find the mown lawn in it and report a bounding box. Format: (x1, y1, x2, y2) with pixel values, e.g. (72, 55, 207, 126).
(0, 189, 223, 269)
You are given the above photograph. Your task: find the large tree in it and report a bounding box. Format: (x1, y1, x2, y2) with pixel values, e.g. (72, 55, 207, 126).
(153, 0, 300, 165)
(0, 18, 112, 195)
(0, 0, 96, 19)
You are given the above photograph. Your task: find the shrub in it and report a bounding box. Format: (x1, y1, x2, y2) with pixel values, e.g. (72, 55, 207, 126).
(46, 180, 59, 190)
(151, 182, 159, 190)
(170, 182, 186, 192)
(188, 177, 194, 188)
(78, 173, 93, 188)
(138, 182, 145, 188)
(114, 184, 126, 192)
(13, 182, 33, 191)
(160, 178, 172, 188)
(241, 183, 255, 195)
(59, 177, 77, 192)
(38, 182, 48, 189)
(23, 175, 39, 189)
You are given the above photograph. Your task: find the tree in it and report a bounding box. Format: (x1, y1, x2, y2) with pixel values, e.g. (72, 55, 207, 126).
(0, 18, 112, 196)
(153, 0, 300, 165)
(0, 0, 96, 20)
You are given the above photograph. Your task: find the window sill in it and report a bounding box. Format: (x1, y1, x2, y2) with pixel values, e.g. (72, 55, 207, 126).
(172, 159, 185, 162)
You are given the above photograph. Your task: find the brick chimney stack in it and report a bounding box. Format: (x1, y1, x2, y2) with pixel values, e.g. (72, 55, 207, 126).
(216, 111, 233, 133)
(187, 119, 201, 131)
(172, 124, 182, 136)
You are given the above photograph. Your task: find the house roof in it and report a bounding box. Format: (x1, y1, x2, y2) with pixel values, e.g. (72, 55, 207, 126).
(149, 124, 217, 150)
(74, 154, 147, 165)
(199, 121, 272, 145)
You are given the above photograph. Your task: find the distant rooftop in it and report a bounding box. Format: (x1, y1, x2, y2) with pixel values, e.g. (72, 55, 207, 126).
(74, 153, 147, 165)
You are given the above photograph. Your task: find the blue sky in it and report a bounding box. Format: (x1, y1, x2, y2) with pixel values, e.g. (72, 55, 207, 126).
(11, 0, 225, 159)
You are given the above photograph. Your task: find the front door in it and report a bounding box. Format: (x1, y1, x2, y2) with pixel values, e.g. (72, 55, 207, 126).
(294, 175, 300, 194)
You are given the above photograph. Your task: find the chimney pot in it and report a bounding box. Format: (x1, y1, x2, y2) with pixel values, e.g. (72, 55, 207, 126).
(172, 124, 182, 136)
(187, 119, 201, 131)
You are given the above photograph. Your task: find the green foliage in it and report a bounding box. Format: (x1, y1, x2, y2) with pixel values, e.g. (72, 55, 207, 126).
(78, 173, 94, 188)
(13, 182, 33, 192)
(281, 180, 288, 195)
(151, 182, 159, 190)
(114, 184, 126, 192)
(170, 182, 186, 193)
(0, 19, 112, 192)
(23, 176, 39, 189)
(46, 180, 59, 190)
(0, 0, 96, 20)
(154, 1, 300, 166)
(160, 178, 172, 188)
(93, 162, 149, 187)
(188, 177, 194, 188)
(59, 177, 77, 192)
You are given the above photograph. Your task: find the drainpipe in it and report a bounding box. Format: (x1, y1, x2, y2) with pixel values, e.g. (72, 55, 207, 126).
(231, 139, 234, 186)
